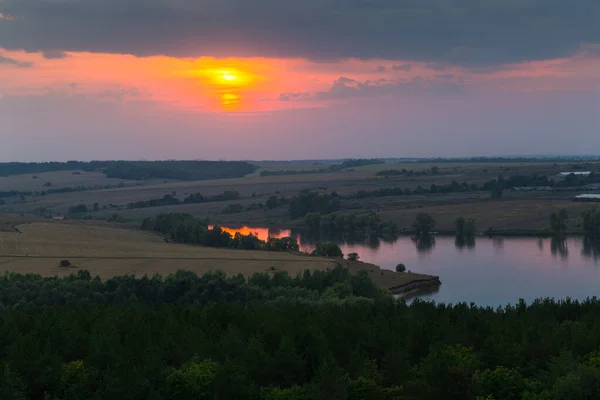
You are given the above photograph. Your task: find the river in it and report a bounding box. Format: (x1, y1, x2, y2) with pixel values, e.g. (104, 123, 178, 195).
(217, 226, 600, 307)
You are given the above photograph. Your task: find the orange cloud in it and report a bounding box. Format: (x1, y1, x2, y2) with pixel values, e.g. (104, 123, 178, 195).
(1, 47, 599, 113)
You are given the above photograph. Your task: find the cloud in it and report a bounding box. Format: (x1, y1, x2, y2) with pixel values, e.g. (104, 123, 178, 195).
(280, 76, 461, 102)
(376, 66, 387, 72)
(0, 1, 599, 65)
(0, 54, 32, 68)
(42, 50, 68, 59)
(392, 64, 412, 72)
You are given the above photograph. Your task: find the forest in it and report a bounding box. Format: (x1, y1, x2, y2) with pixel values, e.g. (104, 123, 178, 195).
(2, 267, 600, 399)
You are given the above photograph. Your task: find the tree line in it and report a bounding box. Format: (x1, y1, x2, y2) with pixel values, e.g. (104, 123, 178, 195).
(141, 213, 300, 252)
(344, 172, 600, 201)
(260, 159, 384, 177)
(0, 160, 257, 181)
(5, 267, 600, 399)
(126, 191, 241, 210)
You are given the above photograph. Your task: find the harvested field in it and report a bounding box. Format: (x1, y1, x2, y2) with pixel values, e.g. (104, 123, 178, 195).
(0, 221, 433, 289)
(0, 170, 142, 191)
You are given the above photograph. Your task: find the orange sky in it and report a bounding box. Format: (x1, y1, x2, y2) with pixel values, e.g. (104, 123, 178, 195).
(2, 47, 600, 114)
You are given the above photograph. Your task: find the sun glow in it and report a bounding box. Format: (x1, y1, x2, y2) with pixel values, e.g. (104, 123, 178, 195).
(221, 73, 237, 82)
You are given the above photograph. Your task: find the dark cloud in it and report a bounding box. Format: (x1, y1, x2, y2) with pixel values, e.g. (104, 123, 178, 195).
(392, 64, 412, 71)
(0, 54, 32, 67)
(280, 76, 460, 102)
(376, 66, 387, 72)
(42, 50, 68, 59)
(0, 0, 599, 65)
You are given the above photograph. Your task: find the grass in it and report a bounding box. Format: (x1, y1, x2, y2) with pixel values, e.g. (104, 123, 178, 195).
(0, 221, 431, 289)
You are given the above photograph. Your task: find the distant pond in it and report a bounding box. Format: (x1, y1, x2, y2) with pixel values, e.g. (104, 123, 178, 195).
(217, 226, 600, 307)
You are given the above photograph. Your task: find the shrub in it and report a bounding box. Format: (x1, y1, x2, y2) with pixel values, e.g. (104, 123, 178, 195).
(312, 242, 344, 258)
(395, 263, 406, 273)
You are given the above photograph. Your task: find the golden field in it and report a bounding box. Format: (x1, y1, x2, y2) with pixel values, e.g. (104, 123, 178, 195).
(0, 221, 430, 289)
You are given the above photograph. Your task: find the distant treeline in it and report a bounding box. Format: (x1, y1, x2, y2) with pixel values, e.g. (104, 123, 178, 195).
(0, 183, 128, 200)
(260, 159, 385, 177)
(345, 173, 600, 200)
(427, 156, 600, 163)
(0, 160, 257, 181)
(376, 167, 439, 177)
(260, 168, 329, 177)
(141, 213, 299, 251)
(126, 191, 241, 210)
(289, 191, 341, 219)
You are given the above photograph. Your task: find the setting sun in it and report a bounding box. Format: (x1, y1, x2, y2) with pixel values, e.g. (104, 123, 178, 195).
(221, 73, 237, 81)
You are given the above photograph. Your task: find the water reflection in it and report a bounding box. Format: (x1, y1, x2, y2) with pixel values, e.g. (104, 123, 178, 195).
(367, 235, 381, 250)
(582, 237, 600, 261)
(455, 235, 476, 251)
(550, 237, 569, 259)
(492, 237, 505, 249)
(412, 235, 436, 254)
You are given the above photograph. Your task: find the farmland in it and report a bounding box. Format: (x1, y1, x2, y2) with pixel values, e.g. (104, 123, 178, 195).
(2, 159, 599, 233)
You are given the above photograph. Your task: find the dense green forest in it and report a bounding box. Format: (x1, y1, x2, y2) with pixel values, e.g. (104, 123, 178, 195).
(0, 161, 257, 181)
(3, 268, 600, 399)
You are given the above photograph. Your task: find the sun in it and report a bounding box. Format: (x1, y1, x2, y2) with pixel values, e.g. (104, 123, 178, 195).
(221, 73, 237, 82)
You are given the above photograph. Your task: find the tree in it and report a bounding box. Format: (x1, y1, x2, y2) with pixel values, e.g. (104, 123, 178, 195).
(581, 207, 600, 237)
(60, 360, 94, 400)
(395, 263, 406, 273)
(312, 242, 343, 258)
(412, 213, 435, 237)
(165, 360, 217, 400)
(456, 217, 476, 237)
(68, 204, 88, 214)
(550, 209, 569, 236)
(108, 213, 125, 222)
(92, 202, 99, 212)
(0, 363, 27, 400)
(490, 177, 504, 199)
(347, 253, 359, 262)
(304, 212, 322, 231)
(266, 195, 279, 209)
(420, 345, 479, 400)
(59, 260, 72, 268)
(474, 367, 525, 400)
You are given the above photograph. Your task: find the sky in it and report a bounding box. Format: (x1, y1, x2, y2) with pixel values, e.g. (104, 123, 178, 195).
(1, 0, 600, 161)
